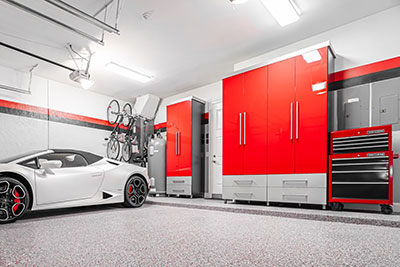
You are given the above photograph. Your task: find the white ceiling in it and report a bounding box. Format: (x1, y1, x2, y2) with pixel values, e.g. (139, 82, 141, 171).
(0, 0, 399, 101)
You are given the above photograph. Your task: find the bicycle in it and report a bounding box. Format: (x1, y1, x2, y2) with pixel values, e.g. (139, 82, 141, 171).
(106, 99, 133, 160)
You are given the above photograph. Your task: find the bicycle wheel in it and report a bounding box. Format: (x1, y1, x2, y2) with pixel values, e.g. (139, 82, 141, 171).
(107, 136, 120, 159)
(107, 99, 120, 125)
(122, 103, 132, 127)
(122, 141, 132, 162)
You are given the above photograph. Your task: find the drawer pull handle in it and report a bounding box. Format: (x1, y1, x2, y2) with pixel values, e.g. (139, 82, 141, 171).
(173, 180, 185, 183)
(173, 189, 185, 193)
(283, 180, 308, 186)
(234, 180, 253, 185)
(282, 194, 308, 199)
(234, 193, 253, 197)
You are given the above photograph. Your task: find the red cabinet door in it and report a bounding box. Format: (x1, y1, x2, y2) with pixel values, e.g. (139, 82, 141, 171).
(177, 100, 192, 176)
(295, 47, 328, 173)
(243, 67, 268, 175)
(223, 74, 244, 175)
(166, 103, 180, 176)
(267, 58, 296, 174)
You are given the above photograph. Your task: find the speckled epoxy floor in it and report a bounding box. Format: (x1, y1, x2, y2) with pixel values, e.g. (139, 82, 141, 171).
(1, 203, 400, 266)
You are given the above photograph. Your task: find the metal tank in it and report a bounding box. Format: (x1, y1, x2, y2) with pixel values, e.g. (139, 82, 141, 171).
(148, 134, 166, 195)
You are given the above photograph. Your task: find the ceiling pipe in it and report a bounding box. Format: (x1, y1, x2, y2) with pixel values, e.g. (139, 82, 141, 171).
(0, 0, 104, 45)
(43, 0, 119, 34)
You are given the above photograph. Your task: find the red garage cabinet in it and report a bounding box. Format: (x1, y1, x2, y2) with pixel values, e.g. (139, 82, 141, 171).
(223, 43, 335, 207)
(166, 97, 205, 197)
(223, 66, 268, 202)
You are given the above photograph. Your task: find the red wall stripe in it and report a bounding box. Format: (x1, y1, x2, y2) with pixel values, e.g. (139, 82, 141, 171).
(154, 122, 167, 130)
(330, 56, 400, 82)
(0, 99, 117, 128)
(0, 99, 48, 115)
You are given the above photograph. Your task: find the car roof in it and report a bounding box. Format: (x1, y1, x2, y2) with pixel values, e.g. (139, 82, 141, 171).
(51, 149, 104, 165)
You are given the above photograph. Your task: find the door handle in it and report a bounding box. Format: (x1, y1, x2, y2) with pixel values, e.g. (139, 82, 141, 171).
(175, 132, 178, 155)
(243, 112, 246, 145)
(91, 173, 103, 177)
(290, 102, 293, 140)
(296, 101, 299, 140)
(239, 113, 242, 146)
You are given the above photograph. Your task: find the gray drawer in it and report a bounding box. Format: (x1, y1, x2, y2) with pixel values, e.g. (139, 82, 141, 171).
(167, 184, 192, 195)
(223, 175, 267, 187)
(268, 174, 326, 188)
(223, 186, 267, 201)
(167, 176, 192, 185)
(268, 187, 326, 205)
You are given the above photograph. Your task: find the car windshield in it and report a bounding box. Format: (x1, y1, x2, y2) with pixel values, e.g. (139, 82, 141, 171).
(0, 150, 45, 163)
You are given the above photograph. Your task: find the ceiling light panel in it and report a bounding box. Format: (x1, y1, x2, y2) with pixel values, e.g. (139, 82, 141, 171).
(229, 0, 249, 4)
(106, 63, 153, 83)
(260, 0, 300, 27)
(302, 50, 322, 63)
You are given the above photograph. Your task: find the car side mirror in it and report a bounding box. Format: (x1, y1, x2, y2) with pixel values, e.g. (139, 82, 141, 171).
(40, 160, 62, 174)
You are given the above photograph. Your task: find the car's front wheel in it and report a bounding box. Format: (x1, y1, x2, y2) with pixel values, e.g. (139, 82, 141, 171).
(123, 176, 148, 208)
(0, 177, 30, 224)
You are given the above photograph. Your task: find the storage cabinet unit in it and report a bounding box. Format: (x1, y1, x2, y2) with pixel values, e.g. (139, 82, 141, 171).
(167, 97, 205, 197)
(222, 43, 335, 206)
(329, 125, 394, 214)
(222, 66, 268, 202)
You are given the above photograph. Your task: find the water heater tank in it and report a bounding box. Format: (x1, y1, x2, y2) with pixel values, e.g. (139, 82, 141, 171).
(148, 135, 166, 195)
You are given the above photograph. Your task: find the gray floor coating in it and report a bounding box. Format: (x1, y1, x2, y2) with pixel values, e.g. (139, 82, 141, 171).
(1, 200, 400, 266)
(148, 197, 400, 228)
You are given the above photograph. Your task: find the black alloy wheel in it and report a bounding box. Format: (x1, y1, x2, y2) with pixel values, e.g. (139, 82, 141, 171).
(0, 177, 30, 224)
(124, 176, 148, 208)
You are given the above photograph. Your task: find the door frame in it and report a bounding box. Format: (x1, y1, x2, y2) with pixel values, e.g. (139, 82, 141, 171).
(208, 99, 223, 199)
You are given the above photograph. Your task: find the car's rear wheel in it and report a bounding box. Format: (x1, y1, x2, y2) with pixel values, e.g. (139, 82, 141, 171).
(0, 177, 30, 224)
(123, 176, 148, 208)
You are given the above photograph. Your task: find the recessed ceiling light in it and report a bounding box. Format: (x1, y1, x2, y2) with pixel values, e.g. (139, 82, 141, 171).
(260, 0, 301, 27)
(302, 50, 322, 63)
(229, 0, 248, 4)
(105, 62, 153, 83)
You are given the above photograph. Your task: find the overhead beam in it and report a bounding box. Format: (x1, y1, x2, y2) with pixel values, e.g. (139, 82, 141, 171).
(0, 0, 104, 45)
(43, 0, 119, 34)
(0, 41, 75, 72)
(93, 0, 114, 17)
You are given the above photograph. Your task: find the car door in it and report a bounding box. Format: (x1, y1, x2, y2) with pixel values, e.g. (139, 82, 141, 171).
(34, 152, 104, 205)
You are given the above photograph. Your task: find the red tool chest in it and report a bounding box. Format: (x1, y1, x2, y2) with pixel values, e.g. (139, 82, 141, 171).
(329, 125, 394, 214)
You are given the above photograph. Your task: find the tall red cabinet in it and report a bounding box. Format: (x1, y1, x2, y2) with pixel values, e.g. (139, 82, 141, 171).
(223, 43, 335, 207)
(167, 97, 205, 197)
(223, 67, 268, 202)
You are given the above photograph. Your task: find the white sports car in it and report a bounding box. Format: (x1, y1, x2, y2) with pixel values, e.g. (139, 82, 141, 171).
(0, 149, 150, 224)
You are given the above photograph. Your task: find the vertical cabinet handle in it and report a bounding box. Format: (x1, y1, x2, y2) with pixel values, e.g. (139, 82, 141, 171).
(178, 132, 181, 155)
(239, 113, 242, 146)
(175, 132, 178, 155)
(290, 103, 293, 140)
(296, 101, 299, 140)
(244, 112, 246, 145)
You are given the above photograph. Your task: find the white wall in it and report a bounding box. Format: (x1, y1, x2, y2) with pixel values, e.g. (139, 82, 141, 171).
(234, 5, 400, 72)
(155, 81, 222, 124)
(0, 66, 130, 159)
